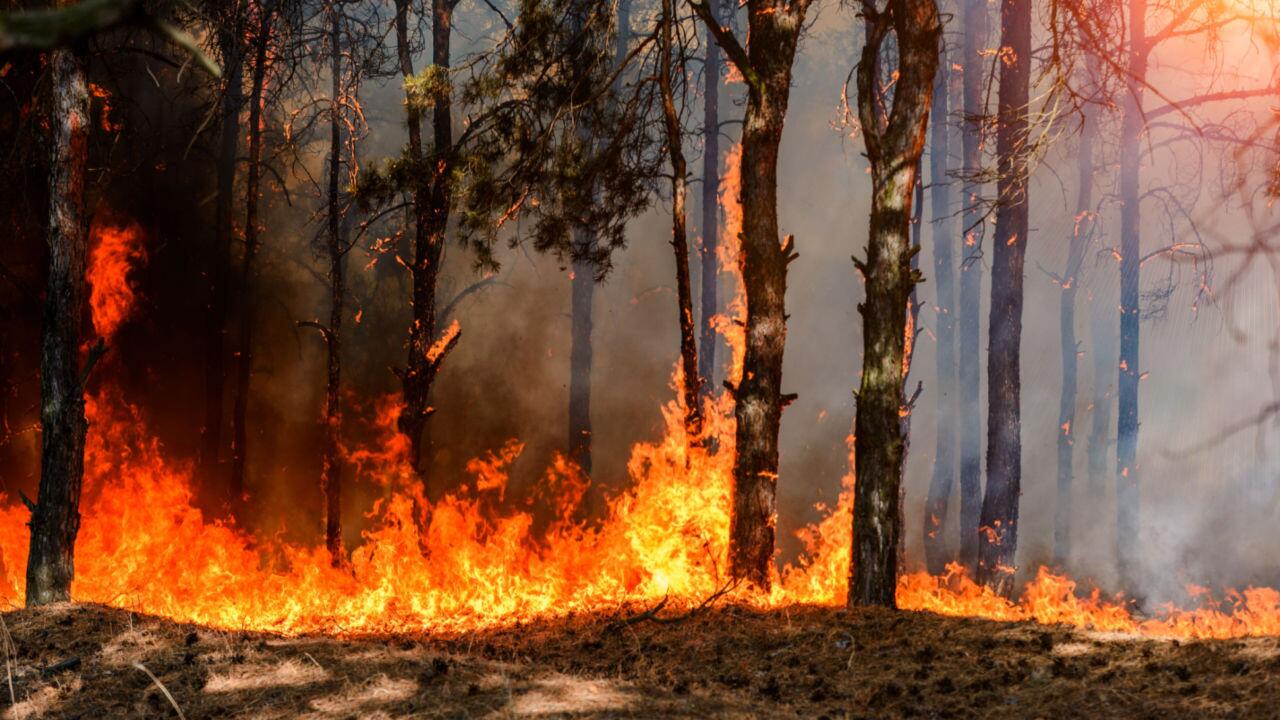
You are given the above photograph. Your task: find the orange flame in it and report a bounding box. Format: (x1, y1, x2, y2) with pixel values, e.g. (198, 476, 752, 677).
(87, 223, 146, 340)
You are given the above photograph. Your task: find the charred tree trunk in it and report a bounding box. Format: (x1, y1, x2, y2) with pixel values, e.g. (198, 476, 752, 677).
(321, 5, 345, 564)
(230, 1, 276, 509)
(922, 50, 956, 575)
(568, 243, 595, 475)
(659, 0, 702, 438)
(26, 45, 91, 607)
(396, 0, 456, 475)
(1052, 88, 1096, 567)
(693, 0, 814, 589)
(975, 0, 1030, 596)
(956, 0, 987, 573)
(850, 0, 940, 608)
(697, 0, 723, 399)
(1116, 0, 1147, 586)
(202, 15, 245, 491)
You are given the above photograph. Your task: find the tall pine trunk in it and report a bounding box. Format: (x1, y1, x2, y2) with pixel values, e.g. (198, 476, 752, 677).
(396, 0, 455, 475)
(975, 0, 1030, 596)
(230, 2, 276, 508)
(659, 0, 702, 437)
(956, 0, 987, 573)
(27, 45, 91, 606)
(922, 51, 957, 574)
(697, 0, 723, 398)
(1052, 89, 1096, 566)
(850, 0, 940, 608)
(202, 19, 245, 491)
(321, 5, 345, 564)
(1116, 0, 1148, 586)
(693, 0, 813, 589)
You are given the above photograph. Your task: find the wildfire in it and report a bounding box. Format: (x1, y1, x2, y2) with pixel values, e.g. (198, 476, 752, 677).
(1, 211, 1278, 642)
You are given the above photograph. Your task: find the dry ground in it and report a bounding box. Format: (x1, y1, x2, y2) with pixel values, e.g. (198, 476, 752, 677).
(1, 601, 1278, 718)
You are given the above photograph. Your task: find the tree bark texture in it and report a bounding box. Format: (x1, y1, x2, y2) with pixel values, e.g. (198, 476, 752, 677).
(922, 50, 957, 575)
(27, 45, 90, 607)
(850, 0, 940, 608)
(976, 0, 1030, 596)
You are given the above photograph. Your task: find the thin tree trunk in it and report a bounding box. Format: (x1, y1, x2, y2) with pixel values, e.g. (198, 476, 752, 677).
(697, 0, 723, 399)
(850, 0, 940, 608)
(956, 0, 987, 573)
(26, 45, 90, 607)
(659, 0, 702, 438)
(568, 244, 594, 475)
(230, 1, 275, 509)
(976, 0, 1031, 596)
(922, 52, 957, 575)
(202, 14, 245, 491)
(1052, 89, 1096, 567)
(1086, 291, 1114, 499)
(1116, 0, 1147, 586)
(396, 0, 455, 476)
(322, 4, 345, 564)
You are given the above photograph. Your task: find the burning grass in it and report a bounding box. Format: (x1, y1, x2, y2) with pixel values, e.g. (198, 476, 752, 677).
(2, 600, 1279, 718)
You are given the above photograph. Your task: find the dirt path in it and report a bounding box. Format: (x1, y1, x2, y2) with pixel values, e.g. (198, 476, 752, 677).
(1, 602, 1277, 718)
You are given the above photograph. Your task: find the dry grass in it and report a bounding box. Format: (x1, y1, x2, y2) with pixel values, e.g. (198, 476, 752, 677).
(0, 601, 1277, 718)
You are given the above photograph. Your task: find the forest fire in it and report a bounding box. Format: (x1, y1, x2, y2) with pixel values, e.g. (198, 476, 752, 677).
(5, 0, 1280, 714)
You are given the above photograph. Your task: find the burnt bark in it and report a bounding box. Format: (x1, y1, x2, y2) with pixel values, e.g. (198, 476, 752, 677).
(1052, 87, 1096, 567)
(693, 0, 814, 590)
(922, 50, 957, 575)
(697, 0, 723, 399)
(976, 0, 1030, 596)
(321, 4, 345, 564)
(396, 0, 456, 476)
(230, 1, 276, 509)
(1116, 0, 1147, 586)
(850, 0, 940, 608)
(659, 0, 702, 438)
(201, 12, 246, 491)
(26, 45, 90, 607)
(956, 0, 987, 573)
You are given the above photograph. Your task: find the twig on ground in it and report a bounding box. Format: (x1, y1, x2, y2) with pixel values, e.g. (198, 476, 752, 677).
(133, 662, 185, 719)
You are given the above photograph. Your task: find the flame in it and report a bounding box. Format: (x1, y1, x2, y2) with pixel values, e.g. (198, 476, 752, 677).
(3, 210, 1280, 641)
(711, 143, 746, 386)
(87, 223, 146, 340)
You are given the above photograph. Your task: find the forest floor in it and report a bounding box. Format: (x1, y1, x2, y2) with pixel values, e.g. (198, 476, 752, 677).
(1, 601, 1278, 719)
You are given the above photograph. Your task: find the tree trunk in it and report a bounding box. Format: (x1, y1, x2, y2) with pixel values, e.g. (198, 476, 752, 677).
(659, 0, 702, 438)
(697, 0, 723, 399)
(697, 1, 811, 590)
(850, 0, 940, 608)
(922, 51, 957, 575)
(202, 16, 245, 491)
(956, 0, 987, 573)
(1052, 85, 1096, 567)
(975, 0, 1030, 596)
(322, 4, 345, 564)
(26, 45, 90, 607)
(1116, 0, 1148, 586)
(1086, 290, 1114, 499)
(396, 0, 454, 476)
(230, 1, 275, 509)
